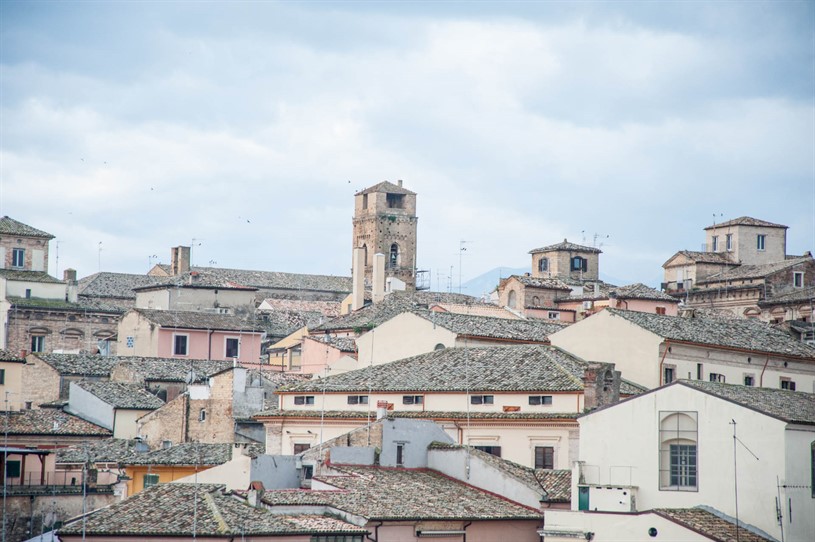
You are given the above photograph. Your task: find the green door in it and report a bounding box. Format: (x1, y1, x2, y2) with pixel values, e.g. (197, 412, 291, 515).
(578, 486, 590, 511)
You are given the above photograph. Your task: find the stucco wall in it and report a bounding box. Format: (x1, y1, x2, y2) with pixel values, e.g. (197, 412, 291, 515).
(355, 313, 457, 367)
(67, 381, 114, 430)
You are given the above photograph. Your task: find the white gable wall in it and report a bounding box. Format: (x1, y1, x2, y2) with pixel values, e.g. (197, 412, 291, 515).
(549, 310, 663, 388)
(355, 312, 457, 365)
(576, 383, 807, 540)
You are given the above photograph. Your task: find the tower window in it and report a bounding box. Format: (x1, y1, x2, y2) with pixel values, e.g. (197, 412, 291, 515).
(11, 248, 24, 268)
(386, 193, 404, 209)
(389, 243, 399, 267)
(757, 234, 766, 251)
(711, 236, 719, 252)
(725, 234, 733, 251)
(571, 256, 587, 272)
(538, 258, 549, 273)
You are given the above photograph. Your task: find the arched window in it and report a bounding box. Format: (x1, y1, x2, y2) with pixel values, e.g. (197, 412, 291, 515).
(434, 343, 446, 351)
(571, 256, 587, 272)
(507, 290, 517, 310)
(361, 244, 368, 266)
(538, 258, 549, 273)
(389, 243, 399, 267)
(659, 411, 698, 491)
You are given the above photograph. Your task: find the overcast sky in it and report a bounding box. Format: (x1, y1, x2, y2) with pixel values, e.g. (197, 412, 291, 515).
(1, 1, 813, 291)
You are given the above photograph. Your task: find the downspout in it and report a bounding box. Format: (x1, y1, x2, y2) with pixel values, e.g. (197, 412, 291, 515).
(207, 329, 214, 360)
(759, 355, 771, 387)
(462, 521, 472, 542)
(366, 521, 383, 542)
(658, 340, 671, 386)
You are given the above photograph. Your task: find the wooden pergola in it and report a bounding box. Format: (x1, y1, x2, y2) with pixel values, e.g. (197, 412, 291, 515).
(0, 446, 51, 486)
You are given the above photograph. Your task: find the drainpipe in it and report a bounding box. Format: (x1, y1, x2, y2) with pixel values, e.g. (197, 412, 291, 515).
(658, 340, 671, 386)
(759, 355, 771, 387)
(365, 521, 383, 542)
(462, 521, 472, 542)
(207, 329, 214, 360)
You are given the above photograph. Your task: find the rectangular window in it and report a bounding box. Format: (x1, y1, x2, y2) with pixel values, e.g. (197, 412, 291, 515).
(711, 236, 719, 252)
(794, 272, 804, 288)
(655, 307, 666, 315)
(24, 289, 31, 299)
(126, 336, 135, 348)
(470, 395, 494, 405)
(664, 367, 675, 384)
(143, 474, 160, 488)
(744, 375, 755, 387)
(302, 465, 314, 480)
(225, 337, 239, 358)
(31, 335, 44, 353)
(396, 444, 405, 466)
(781, 379, 797, 391)
(5, 460, 21, 478)
(670, 444, 697, 487)
(294, 395, 315, 405)
(473, 445, 501, 457)
(11, 248, 24, 268)
(757, 234, 766, 251)
(709, 373, 725, 383)
(696, 363, 703, 380)
(173, 334, 188, 356)
(402, 395, 423, 405)
(529, 395, 553, 406)
(535, 446, 555, 469)
(293, 443, 310, 454)
(0, 369, 4, 385)
(347, 395, 369, 405)
(726, 234, 733, 251)
(547, 312, 560, 320)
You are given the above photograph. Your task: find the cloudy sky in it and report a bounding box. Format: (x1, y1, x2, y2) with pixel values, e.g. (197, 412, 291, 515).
(1, 1, 813, 293)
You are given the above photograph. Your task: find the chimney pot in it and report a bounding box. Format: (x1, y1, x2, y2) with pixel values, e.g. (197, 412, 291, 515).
(397, 180, 403, 187)
(63, 268, 77, 282)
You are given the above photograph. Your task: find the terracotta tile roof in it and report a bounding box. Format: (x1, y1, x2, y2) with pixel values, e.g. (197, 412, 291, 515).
(56, 438, 140, 464)
(58, 483, 366, 537)
(73, 380, 165, 410)
(704, 216, 787, 230)
(431, 302, 523, 319)
(355, 180, 416, 195)
(77, 272, 165, 300)
(6, 296, 122, 313)
(761, 286, 815, 306)
(506, 275, 574, 290)
(304, 335, 358, 353)
(562, 281, 615, 301)
(260, 309, 323, 338)
(132, 308, 266, 332)
(33, 353, 129, 377)
(609, 283, 679, 302)
(678, 380, 815, 425)
(0, 269, 62, 283)
(607, 308, 815, 359)
(184, 266, 352, 293)
(254, 409, 581, 421)
(260, 298, 342, 317)
(0, 349, 24, 362)
(654, 507, 775, 542)
(112, 357, 234, 383)
(414, 312, 566, 342)
(263, 465, 539, 520)
(663, 250, 737, 266)
(124, 442, 254, 466)
(1, 409, 111, 436)
(0, 216, 54, 238)
(280, 345, 600, 394)
(529, 239, 602, 254)
(698, 255, 813, 283)
(314, 291, 479, 332)
(427, 442, 571, 502)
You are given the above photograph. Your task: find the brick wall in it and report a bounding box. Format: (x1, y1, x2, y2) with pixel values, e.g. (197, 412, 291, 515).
(21, 355, 62, 407)
(6, 307, 119, 356)
(138, 394, 187, 448)
(0, 236, 50, 272)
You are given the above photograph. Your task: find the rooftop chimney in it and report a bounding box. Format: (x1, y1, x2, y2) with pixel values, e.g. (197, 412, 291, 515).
(372, 253, 385, 304)
(397, 180, 403, 187)
(351, 247, 365, 311)
(171, 246, 191, 276)
(376, 400, 388, 420)
(64, 268, 78, 303)
(582, 363, 621, 411)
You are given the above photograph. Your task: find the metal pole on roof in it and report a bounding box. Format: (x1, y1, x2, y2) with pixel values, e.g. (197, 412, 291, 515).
(2, 392, 9, 542)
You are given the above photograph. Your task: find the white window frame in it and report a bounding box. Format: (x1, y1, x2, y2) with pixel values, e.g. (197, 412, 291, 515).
(711, 236, 719, 252)
(11, 248, 24, 268)
(659, 411, 698, 491)
(293, 395, 315, 406)
(225, 336, 240, 358)
(172, 333, 189, 356)
(528, 395, 553, 406)
(725, 233, 733, 251)
(470, 395, 494, 405)
(757, 234, 766, 251)
(794, 272, 804, 288)
(30, 335, 45, 353)
(402, 395, 423, 405)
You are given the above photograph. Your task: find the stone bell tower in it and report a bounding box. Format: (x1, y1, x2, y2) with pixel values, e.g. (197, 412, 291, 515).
(352, 180, 418, 290)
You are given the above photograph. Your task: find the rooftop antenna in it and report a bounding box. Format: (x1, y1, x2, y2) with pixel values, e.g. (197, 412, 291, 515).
(458, 240, 469, 294)
(191, 238, 203, 267)
(148, 254, 158, 269)
(55, 241, 60, 277)
(592, 233, 610, 250)
(729, 419, 759, 542)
